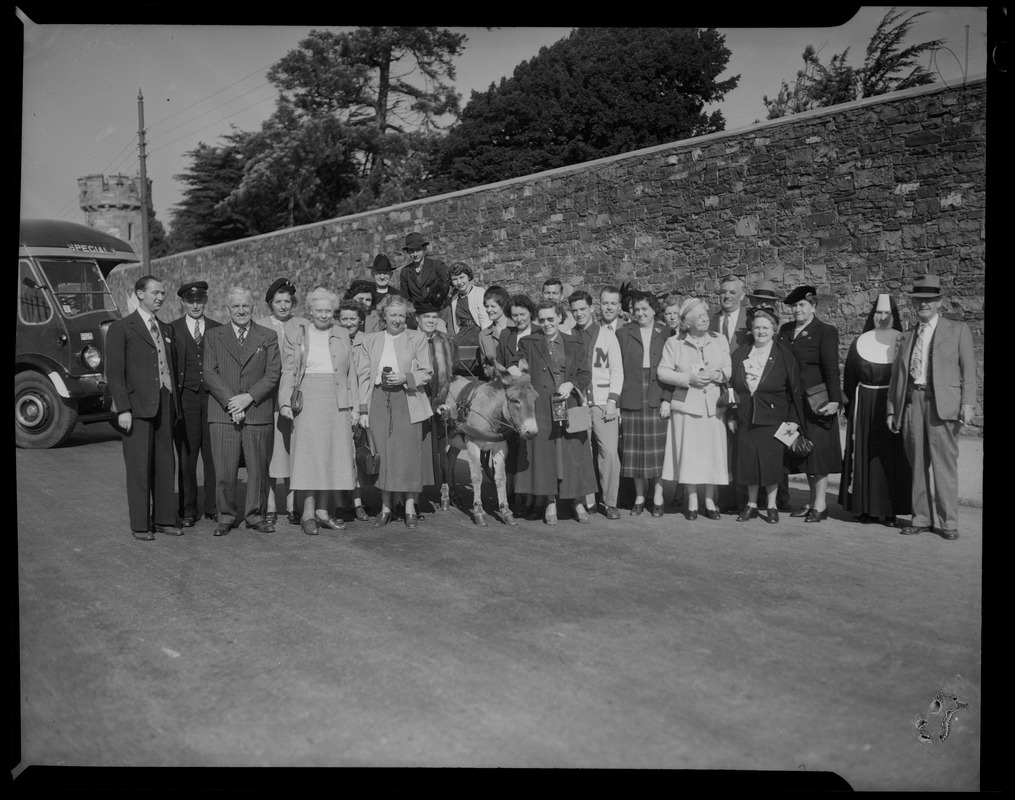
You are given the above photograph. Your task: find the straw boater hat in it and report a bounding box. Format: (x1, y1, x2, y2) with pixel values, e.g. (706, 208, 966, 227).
(907, 274, 944, 298)
(747, 279, 779, 302)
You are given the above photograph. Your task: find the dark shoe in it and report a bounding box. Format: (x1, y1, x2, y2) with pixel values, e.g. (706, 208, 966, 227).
(301, 517, 320, 536)
(603, 505, 621, 520)
(670, 496, 683, 508)
(131, 529, 155, 541)
(372, 510, 392, 527)
(265, 511, 278, 525)
(939, 529, 960, 540)
(287, 511, 301, 525)
(684, 509, 698, 521)
(630, 502, 645, 516)
(154, 524, 184, 536)
(651, 504, 665, 518)
(900, 525, 930, 535)
(245, 520, 276, 533)
(354, 506, 370, 522)
(203, 512, 218, 521)
(213, 523, 232, 537)
(527, 505, 546, 521)
(736, 505, 759, 522)
(804, 508, 829, 523)
(180, 515, 197, 528)
(574, 504, 590, 524)
(881, 516, 898, 528)
(405, 513, 420, 529)
(790, 505, 811, 518)
(317, 516, 346, 531)
(853, 513, 872, 524)
(763, 507, 780, 524)
(777, 503, 792, 513)
(704, 507, 722, 521)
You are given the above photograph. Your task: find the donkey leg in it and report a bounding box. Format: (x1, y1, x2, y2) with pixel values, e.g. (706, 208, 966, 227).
(491, 444, 517, 526)
(466, 441, 488, 527)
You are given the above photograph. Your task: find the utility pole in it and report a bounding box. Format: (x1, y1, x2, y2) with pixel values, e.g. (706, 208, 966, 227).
(137, 87, 151, 270)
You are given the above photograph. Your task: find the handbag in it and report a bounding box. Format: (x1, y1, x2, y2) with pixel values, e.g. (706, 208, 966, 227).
(290, 386, 304, 415)
(564, 388, 592, 434)
(355, 426, 381, 484)
(789, 429, 814, 458)
(804, 383, 830, 415)
(289, 323, 307, 415)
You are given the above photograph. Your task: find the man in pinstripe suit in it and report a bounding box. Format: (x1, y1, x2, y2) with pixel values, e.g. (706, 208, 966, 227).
(204, 287, 281, 536)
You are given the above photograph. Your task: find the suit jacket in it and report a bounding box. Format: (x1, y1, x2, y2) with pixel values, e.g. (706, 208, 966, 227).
(171, 315, 222, 390)
(709, 306, 751, 350)
(278, 319, 360, 413)
(106, 309, 180, 419)
(203, 321, 281, 426)
(887, 315, 977, 425)
(658, 331, 732, 418)
(398, 255, 450, 304)
(730, 340, 805, 428)
(615, 321, 674, 410)
(355, 328, 434, 423)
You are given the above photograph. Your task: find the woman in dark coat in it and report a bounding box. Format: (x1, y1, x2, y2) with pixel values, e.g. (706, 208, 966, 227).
(838, 293, 912, 525)
(730, 305, 805, 524)
(508, 300, 598, 524)
(498, 294, 536, 516)
(778, 285, 843, 523)
(616, 292, 673, 516)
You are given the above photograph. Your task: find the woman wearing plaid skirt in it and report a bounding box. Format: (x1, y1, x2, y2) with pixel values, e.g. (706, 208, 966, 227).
(616, 292, 674, 516)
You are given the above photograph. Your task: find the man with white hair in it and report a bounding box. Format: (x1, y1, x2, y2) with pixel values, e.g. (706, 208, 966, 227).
(204, 287, 281, 536)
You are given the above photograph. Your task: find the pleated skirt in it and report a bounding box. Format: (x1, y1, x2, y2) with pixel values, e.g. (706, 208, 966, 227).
(620, 369, 667, 479)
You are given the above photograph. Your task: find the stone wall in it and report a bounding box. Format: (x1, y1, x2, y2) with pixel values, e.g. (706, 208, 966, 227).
(108, 78, 986, 428)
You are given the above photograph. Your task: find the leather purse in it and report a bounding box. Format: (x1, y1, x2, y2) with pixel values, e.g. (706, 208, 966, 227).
(789, 429, 815, 458)
(564, 388, 592, 434)
(290, 387, 304, 415)
(805, 383, 830, 415)
(355, 426, 381, 484)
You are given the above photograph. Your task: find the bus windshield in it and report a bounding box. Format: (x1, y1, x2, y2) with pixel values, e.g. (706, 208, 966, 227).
(37, 258, 118, 318)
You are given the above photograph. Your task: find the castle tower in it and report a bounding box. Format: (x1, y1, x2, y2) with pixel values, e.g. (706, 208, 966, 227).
(77, 173, 150, 255)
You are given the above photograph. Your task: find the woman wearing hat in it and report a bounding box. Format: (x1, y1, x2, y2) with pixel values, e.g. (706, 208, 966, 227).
(778, 285, 843, 523)
(730, 304, 805, 523)
(399, 232, 450, 306)
(356, 294, 434, 528)
(256, 278, 308, 526)
(839, 294, 912, 526)
(657, 297, 732, 520)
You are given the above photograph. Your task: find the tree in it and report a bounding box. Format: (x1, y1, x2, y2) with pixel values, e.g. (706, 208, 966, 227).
(147, 204, 171, 259)
(427, 28, 739, 194)
(763, 8, 944, 120)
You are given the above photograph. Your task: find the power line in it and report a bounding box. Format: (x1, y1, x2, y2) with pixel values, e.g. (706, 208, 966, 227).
(146, 61, 279, 132)
(147, 80, 275, 141)
(147, 91, 280, 156)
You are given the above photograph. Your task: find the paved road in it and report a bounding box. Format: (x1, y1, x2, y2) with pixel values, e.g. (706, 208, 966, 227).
(14, 422, 984, 787)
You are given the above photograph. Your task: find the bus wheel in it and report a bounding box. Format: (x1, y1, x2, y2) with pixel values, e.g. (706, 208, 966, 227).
(15, 372, 78, 448)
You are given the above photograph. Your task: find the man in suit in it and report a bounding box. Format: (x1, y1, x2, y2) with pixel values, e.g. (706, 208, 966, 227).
(204, 287, 281, 536)
(105, 275, 183, 540)
(398, 232, 450, 307)
(598, 285, 626, 332)
(711, 275, 751, 513)
(370, 254, 401, 307)
(171, 281, 221, 527)
(887, 274, 976, 540)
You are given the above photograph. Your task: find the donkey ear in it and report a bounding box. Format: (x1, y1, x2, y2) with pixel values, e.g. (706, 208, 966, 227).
(494, 360, 510, 378)
(517, 357, 530, 375)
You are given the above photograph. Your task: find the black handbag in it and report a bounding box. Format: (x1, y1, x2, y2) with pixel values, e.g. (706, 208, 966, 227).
(355, 426, 380, 484)
(804, 383, 830, 415)
(789, 429, 814, 458)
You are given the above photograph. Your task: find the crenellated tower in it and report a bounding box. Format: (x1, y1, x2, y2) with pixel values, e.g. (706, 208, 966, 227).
(77, 173, 150, 256)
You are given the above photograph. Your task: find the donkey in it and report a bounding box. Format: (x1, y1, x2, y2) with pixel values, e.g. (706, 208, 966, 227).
(441, 363, 539, 526)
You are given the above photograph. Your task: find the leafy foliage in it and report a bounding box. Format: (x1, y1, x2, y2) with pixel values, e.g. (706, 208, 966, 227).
(763, 8, 944, 120)
(427, 28, 739, 194)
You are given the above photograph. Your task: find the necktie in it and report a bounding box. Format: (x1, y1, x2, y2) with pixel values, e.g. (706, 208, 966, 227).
(193, 319, 202, 346)
(149, 317, 160, 342)
(149, 317, 173, 390)
(909, 323, 927, 382)
(237, 325, 247, 346)
(722, 313, 731, 341)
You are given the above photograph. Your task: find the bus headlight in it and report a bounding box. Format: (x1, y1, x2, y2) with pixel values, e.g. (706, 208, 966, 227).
(82, 346, 101, 369)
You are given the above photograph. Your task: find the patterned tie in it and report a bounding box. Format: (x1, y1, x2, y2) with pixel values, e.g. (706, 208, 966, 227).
(909, 323, 927, 382)
(149, 317, 173, 390)
(193, 318, 202, 346)
(237, 325, 247, 347)
(722, 313, 731, 342)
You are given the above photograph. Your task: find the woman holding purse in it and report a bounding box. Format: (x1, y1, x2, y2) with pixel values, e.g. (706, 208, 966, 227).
(278, 288, 360, 535)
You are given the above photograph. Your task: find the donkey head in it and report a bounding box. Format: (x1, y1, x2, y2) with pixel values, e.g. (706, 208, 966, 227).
(495, 360, 539, 440)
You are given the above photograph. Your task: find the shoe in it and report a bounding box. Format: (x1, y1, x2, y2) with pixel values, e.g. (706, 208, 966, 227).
(544, 509, 558, 525)
(287, 511, 301, 526)
(704, 507, 722, 521)
(180, 515, 197, 528)
(301, 517, 320, 536)
(372, 511, 392, 527)
(804, 508, 828, 523)
(777, 503, 792, 513)
(900, 525, 930, 535)
(763, 507, 779, 524)
(245, 520, 276, 532)
(630, 502, 645, 516)
(574, 504, 590, 524)
(790, 505, 811, 518)
(881, 516, 898, 528)
(603, 505, 621, 520)
(131, 529, 155, 541)
(203, 512, 217, 521)
(853, 513, 872, 524)
(154, 524, 184, 536)
(265, 511, 278, 525)
(736, 505, 759, 522)
(527, 505, 546, 521)
(939, 529, 959, 540)
(405, 513, 420, 529)
(684, 509, 698, 521)
(651, 504, 665, 518)
(354, 506, 369, 522)
(317, 516, 346, 531)
(670, 496, 683, 508)
(721, 506, 739, 516)
(213, 523, 232, 537)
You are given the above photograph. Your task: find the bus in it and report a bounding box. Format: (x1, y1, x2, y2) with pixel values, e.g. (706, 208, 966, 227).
(17, 219, 139, 448)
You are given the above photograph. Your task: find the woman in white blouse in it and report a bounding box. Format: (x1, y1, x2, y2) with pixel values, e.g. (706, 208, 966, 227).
(658, 298, 732, 520)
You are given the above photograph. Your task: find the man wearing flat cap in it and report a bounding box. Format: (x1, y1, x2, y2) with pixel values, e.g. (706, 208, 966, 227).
(370, 254, 401, 307)
(887, 274, 977, 540)
(399, 232, 450, 308)
(171, 280, 221, 526)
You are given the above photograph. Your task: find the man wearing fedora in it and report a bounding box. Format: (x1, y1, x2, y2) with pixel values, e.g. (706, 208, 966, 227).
(887, 274, 976, 540)
(171, 281, 221, 526)
(399, 232, 450, 307)
(370, 254, 401, 307)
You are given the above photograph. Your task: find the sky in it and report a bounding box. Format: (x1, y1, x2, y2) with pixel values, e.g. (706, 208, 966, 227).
(18, 10, 990, 233)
